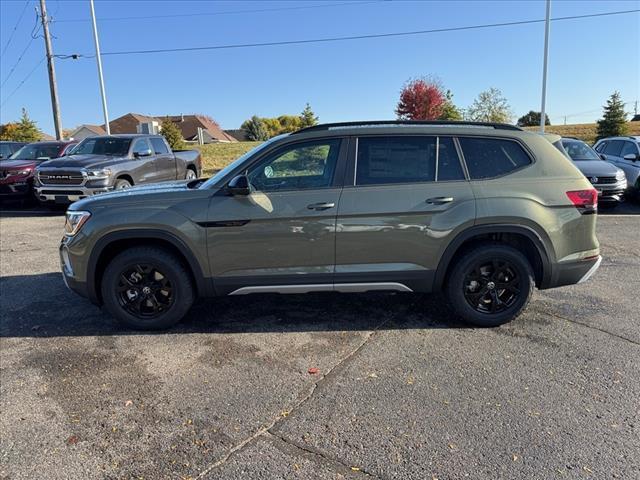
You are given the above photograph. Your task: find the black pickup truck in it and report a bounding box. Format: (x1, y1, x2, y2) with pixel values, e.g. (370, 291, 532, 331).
(34, 134, 202, 204)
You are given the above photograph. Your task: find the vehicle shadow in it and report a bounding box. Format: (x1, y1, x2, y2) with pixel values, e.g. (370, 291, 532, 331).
(0, 204, 65, 218)
(0, 273, 465, 338)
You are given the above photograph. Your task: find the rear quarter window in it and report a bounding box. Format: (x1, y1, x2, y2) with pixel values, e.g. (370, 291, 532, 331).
(458, 137, 532, 179)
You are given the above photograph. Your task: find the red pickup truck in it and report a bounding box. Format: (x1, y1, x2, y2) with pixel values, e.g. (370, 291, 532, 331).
(0, 141, 77, 204)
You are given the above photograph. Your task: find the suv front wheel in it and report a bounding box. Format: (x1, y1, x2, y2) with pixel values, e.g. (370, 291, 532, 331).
(101, 246, 195, 330)
(446, 244, 535, 327)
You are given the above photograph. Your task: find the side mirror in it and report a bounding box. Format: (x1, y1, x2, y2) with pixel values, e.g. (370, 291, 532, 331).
(599, 153, 607, 160)
(134, 148, 152, 158)
(227, 175, 252, 196)
(623, 153, 639, 162)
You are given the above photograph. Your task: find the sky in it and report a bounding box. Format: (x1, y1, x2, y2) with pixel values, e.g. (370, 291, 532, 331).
(0, 0, 638, 135)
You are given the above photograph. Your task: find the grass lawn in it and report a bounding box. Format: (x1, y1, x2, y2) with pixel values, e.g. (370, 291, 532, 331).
(193, 141, 262, 175)
(523, 121, 640, 144)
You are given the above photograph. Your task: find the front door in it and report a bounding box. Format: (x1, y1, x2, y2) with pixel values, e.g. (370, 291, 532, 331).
(149, 137, 176, 181)
(335, 135, 475, 292)
(131, 138, 160, 184)
(206, 138, 346, 295)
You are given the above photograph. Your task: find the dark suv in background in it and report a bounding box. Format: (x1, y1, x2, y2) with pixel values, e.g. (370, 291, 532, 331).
(60, 121, 601, 330)
(593, 136, 640, 199)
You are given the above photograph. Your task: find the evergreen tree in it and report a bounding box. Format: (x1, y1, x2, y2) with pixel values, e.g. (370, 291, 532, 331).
(596, 91, 628, 139)
(160, 117, 185, 150)
(9, 109, 41, 142)
(517, 110, 550, 127)
(242, 116, 269, 141)
(299, 103, 318, 128)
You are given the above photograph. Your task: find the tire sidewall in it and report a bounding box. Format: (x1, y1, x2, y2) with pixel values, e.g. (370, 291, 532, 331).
(101, 248, 194, 330)
(114, 179, 132, 190)
(447, 245, 535, 327)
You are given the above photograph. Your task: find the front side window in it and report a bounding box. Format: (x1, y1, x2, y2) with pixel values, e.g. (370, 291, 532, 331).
(132, 138, 152, 156)
(594, 141, 607, 153)
(247, 139, 340, 192)
(458, 137, 532, 179)
(150, 137, 169, 155)
(561, 140, 600, 161)
(603, 140, 624, 156)
(621, 141, 639, 157)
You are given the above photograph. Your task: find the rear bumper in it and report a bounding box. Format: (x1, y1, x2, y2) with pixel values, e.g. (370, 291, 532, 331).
(548, 255, 602, 288)
(35, 185, 113, 204)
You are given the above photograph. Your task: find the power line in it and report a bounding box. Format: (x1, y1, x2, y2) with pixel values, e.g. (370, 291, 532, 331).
(0, 56, 45, 108)
(1, 10, 42, 88)
(64, 8, 639, 58)
(53, 0, 382, 23)
(1, 0, 31, 56)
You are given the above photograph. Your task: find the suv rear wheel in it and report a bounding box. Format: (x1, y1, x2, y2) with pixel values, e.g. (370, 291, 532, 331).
(101, 247, 195, 330)
(446, 244, 534, 327)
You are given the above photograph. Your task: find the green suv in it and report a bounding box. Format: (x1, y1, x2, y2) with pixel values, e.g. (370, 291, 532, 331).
(60, 121, 601, 330)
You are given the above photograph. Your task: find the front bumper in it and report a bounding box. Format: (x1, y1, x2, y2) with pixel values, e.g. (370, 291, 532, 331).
(592, 179, 627, 203)
(0, 179, 33, 198)
(60, 239, 91, 300)
(36, 185, 113, 204)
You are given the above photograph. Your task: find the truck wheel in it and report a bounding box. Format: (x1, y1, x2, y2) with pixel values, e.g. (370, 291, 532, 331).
(114, 178, 132, 190)
(446, 244, 534, 327)
(101, 246, 195, 330)
(185, 168, 197, 180)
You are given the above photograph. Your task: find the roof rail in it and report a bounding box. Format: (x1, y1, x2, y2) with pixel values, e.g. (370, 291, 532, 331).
(292, 120, 523, 135)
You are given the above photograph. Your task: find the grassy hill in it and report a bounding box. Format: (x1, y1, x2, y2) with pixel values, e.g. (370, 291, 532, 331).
(524, 121, 640, 144)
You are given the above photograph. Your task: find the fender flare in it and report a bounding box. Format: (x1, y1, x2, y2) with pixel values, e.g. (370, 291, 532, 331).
(86, 229, 211, 304)
(433, 224, 554, 290)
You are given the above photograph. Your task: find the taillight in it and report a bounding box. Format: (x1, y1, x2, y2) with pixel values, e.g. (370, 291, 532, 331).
(566, 189, 598, 214)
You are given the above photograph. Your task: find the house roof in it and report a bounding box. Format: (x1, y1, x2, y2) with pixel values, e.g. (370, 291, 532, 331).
(163, 114, 236, 142)
(72, 124, 107, 136)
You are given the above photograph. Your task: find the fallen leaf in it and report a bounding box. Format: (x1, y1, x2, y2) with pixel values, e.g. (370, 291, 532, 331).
(124, 400, 133, 407)
(583, 466, 593, 474)
(308, 367, 320, 375)
(512, 454, 519, 461)
(66, 435, 79, 445)
(448, 443, 457, 450)
(280, 410, 290, 417)
(367, 372, 378, 378)
(350, 467, 360, 471)
(407, 376, 414, 385)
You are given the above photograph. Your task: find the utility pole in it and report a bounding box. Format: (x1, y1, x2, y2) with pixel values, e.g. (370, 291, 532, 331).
(90, 0, 110, 134)
(39, 0, 62, 140)
(539, 0, 551, 133)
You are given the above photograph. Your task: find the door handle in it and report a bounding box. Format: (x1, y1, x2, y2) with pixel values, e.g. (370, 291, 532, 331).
(307, 202, 335, 211)
(426, 196, 454, 205)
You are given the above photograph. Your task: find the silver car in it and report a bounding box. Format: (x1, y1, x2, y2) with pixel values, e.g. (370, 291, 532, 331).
(593, 136, 640, 198)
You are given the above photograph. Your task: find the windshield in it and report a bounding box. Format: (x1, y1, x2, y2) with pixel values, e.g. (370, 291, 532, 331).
(8, 143, 61, 161)
(199, 136, 285, 189)
(72, 137, 131, 156)
(561, 140, 600, 161)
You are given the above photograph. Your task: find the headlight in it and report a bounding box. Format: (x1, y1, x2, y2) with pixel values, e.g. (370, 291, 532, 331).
(7, 169, 32, 176)
(64, 211, 91, 236)
(85, 168, 111, 180)
(616, 170, 626, 180)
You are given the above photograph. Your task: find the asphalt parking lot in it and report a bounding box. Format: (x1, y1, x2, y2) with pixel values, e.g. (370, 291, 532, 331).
(1, 207, 639, 479)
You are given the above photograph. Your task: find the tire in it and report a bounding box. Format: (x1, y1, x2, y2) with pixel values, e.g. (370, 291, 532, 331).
(114, 178, 132, 190)
(446, 244, 535, 327)
(185, 168, 197, 180)
(101, 246, 195, 330)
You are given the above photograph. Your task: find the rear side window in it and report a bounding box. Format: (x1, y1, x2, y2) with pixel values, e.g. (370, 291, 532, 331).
(603, 140, 624, 156)
(458, 137, 532, 179)
(150, 137, 169, 154)
(621, 141, 638, 157)
(356, 136, 464, 185)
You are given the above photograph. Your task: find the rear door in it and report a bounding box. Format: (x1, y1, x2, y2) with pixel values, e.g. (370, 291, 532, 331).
(335, 135, 475, 292)
(205, 137, 347, 294)
(149, 137, 177, 181)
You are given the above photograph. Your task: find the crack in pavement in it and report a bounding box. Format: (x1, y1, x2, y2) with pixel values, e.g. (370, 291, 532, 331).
(535, 307, 640, 346)
(195, 298, 417, 479)
(265, 431, 379, 478)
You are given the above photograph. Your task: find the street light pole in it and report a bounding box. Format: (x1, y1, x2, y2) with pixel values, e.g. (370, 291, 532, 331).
(89, 0, 110, 134)
(539, 0, 551, 133)
(39, 0, 62, 140)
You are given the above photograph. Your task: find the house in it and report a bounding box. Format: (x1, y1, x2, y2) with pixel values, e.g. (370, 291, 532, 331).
(97, 112, 237, 143)
(224, 129, 250, 142)
(69, 124, 106, 141)
(163, 114, 237, 143)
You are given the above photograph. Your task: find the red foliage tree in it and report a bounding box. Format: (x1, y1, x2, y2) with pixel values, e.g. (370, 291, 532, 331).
(395, 78, 446, 120)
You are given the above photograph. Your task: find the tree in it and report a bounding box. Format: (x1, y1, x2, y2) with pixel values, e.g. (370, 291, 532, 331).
(160, 117, 185, 150)
(277, 115, 302, 133)
(517, 110, 550, 127)
(299, 103, 318, 128)
(261, 117, 282, 138)
(439, 90, 462, 121)
(242, 115, 269, 141)
(596, 91, 628, 139)
(465, 88, 513, 123)
(395, 77, 446, 120)
(1, 109, 41, 142)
